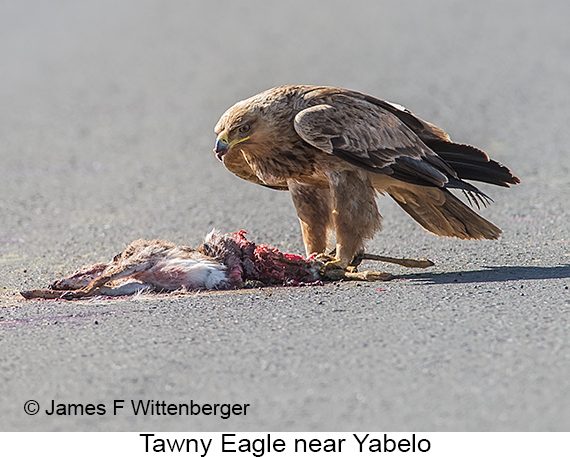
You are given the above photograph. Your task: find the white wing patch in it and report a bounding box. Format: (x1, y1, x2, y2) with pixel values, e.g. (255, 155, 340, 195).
(384, 100, 409, 113)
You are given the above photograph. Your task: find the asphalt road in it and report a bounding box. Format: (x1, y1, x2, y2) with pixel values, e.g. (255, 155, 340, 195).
(1, 0, 569, 432)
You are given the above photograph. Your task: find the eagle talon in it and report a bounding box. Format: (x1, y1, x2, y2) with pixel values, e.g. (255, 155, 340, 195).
(314, 253, 337, 263)
(318, 257, 349, 277)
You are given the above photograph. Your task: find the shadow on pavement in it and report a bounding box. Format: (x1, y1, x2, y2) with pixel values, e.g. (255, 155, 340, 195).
(397, 264, 570, 284)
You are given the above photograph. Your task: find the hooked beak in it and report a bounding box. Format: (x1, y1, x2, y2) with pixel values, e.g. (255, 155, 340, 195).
(213, 132, 250, 161)
(214, 133, 230, 161)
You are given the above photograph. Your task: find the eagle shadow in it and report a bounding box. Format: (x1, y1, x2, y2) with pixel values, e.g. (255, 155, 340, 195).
(396, 264, 570, 284)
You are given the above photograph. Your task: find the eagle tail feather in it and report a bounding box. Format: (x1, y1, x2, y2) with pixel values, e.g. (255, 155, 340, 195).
(387, 186, 502, 240)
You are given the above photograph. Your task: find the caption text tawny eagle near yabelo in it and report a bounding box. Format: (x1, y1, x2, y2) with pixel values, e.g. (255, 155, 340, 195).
(214, 85, 520, 271)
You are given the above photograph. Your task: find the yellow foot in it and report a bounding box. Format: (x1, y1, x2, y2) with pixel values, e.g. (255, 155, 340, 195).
(314, 255, 349, 277)
(314, 253, 337, 264)
(313, 254, 393, 282)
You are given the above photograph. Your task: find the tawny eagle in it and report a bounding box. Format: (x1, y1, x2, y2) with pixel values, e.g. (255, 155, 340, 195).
(214, 85, 519, 268)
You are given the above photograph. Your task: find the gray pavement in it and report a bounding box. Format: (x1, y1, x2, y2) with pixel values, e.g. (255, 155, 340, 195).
(1, 0, 569, 431)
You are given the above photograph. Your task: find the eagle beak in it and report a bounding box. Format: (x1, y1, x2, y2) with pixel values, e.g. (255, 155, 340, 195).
(214, 133, 230, 161)
(213, 132, 251, 161)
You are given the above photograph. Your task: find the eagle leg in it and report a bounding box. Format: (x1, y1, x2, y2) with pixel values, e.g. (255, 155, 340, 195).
(288, 181, 333, 257)
(327, 170, 383, 268)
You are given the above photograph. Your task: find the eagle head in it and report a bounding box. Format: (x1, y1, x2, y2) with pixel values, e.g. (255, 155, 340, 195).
(213, 87, 301, 161)
(213, 99, 262, 161)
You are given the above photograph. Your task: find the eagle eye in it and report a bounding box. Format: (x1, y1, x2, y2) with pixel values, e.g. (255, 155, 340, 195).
(238, 124, 250, 134)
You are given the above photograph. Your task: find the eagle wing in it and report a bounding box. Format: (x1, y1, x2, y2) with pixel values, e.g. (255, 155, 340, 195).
(293, 91, 457, 188)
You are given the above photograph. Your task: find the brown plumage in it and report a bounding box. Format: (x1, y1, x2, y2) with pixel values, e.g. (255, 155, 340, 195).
(214, 85, 520, 268)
